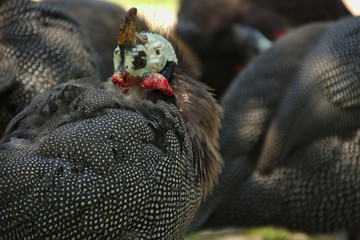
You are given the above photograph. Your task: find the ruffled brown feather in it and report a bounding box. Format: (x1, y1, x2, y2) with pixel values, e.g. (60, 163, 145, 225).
(171, 69, 223, 196)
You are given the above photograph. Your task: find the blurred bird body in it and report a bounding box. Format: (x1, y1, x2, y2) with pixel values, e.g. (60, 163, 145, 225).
(0, 0, 99, 135)
(189, 16, 360, 237)
(176, 0, 351, 98)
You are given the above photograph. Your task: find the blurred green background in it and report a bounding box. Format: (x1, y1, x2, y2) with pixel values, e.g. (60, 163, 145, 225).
(185, 227, 346, 240)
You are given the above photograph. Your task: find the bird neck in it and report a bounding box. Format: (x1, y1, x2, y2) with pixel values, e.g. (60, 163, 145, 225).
(171, 67, 223, 195)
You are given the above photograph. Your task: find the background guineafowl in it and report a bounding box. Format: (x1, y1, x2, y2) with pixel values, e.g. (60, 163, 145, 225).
(188, 15, 360, 239)
(0, 8, 222, 239)
(0, 0, 99, 135)
(37, 0, 148, 80)
(176, 0, 351, 99)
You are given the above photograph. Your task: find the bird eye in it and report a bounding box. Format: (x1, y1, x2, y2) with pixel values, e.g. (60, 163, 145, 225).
(132, 51, 147, 70)
(156, 49, 161, 55)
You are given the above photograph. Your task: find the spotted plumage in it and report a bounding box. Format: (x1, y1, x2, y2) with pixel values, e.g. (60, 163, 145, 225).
(0, 7, 222, 240)
(0, 0, 99, 135)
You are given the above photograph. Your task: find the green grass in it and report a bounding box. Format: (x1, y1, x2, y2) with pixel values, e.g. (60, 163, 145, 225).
(186, 227, 293, 240)
(244, 227, 292, 240)
(186, 227, 346, 240)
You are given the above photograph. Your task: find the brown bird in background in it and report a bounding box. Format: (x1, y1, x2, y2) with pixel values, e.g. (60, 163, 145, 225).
(176, 0, 351, 98)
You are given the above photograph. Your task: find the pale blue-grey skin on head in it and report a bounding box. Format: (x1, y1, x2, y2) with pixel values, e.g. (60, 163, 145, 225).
(189, 16, 360, 234)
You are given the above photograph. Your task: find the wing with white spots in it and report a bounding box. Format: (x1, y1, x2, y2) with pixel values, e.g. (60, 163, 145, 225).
(0, 80, 201, 239)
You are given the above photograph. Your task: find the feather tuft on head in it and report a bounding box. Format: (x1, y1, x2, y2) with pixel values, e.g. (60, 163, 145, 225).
(117, 7, 137, 47)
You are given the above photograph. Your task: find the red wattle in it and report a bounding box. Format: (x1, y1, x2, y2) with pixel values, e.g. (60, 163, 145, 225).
(111, 71, 127, 85)
(140, 72, 174, 97)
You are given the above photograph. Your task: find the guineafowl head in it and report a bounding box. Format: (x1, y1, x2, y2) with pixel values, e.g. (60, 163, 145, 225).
(111, 8, 177, 97)
(109, 8, 223, 194)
